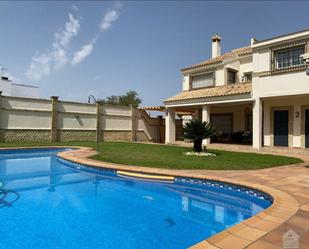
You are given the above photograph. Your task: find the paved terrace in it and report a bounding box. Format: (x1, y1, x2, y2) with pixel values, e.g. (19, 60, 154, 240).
(58, 144, 309, 249)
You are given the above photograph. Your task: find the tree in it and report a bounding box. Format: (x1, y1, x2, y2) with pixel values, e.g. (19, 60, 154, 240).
(101, 91, 142, 107)
(183, 119, 215, 152)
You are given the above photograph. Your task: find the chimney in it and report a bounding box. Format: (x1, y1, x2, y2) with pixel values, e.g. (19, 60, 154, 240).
(211, 34, 221, 58)
(251, 38, 257, 46)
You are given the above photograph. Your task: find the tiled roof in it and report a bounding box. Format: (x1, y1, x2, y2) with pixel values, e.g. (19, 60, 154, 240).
(165, 83, 252, 103)
(181, 46, 252, 73)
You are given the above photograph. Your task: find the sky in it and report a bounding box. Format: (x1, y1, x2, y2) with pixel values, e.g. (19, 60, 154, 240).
(1, 1, 309, 106)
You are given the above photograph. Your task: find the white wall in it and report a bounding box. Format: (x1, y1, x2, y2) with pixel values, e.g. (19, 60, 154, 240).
(103, 116, 131, 130)
(0, 78, 12, 96)
(182, 55, 253, 89)
(0, 78, 39, 98)
(256, 71, 309, 98)
(0, 95, 166, 142)
(11, 84, 39, 98)
(239, 57, 252, 80)
(58, 113, 96, 130)
(0, 110, 51, 129)
(103, 105, 131, 116)
(2, 96, 51, 111)
(0, 97, 51, 129)
(215, 67, 225, 86)
(252, 49, 270, 73)
(58, 102, 96, 114)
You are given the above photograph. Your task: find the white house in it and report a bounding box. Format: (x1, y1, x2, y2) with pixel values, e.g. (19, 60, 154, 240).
(164, 29, 309, 149)
(0, 68, 39, 98)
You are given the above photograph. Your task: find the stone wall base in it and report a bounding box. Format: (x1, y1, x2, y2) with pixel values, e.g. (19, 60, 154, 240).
(0, 129, 154, 143)
(58, 130, 96, 142)
(102, 130, 132, 141)
(0, 129, 51, 143)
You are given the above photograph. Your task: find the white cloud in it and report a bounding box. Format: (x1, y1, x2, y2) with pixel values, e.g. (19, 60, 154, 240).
(26, 12, 80, 81)
(71, 6, 121, 66)
(100, 9, 119, 31)
(26, 52, 51, 81)
(27, 4, 122, 76)
(71, 43, 94, 65)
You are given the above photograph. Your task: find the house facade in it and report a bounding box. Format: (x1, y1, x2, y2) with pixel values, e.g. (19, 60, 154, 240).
(0, 67, 39, 98)
(164, 29, 309, 149)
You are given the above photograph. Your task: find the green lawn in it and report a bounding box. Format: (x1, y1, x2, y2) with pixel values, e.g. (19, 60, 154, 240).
(0, 141, 303, 170)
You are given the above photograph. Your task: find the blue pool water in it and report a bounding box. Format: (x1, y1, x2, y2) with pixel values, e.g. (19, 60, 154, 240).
(0, 148, 272, 249)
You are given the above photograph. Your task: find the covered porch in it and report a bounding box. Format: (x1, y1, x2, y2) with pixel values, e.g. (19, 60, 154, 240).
(165, 99, 255, 146)
(164, 83, 259, 147)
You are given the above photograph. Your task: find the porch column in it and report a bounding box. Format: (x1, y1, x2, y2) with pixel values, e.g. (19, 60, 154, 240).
(293, 104, 301, 148)
(202, 105, 210, 145)
(165, 108, 176, 144)
(253, 98, 262, 149)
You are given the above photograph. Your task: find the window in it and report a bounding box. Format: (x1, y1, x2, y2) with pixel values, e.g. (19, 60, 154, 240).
(242, 72, 252, 82)
(274, 46, 305, 69)
(227, 70, 237, 84)
(191, 73, 214, 89)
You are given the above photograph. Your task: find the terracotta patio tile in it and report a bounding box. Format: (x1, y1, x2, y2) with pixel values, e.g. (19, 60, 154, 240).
(293, 195, 309, 205)
(300, 238, 309, 249)
(293, 182, 309, 188)
(229, 225, 267, 241)
(277, 184, 303, 193)
(287, 215, 309, 232)
(189, 240, 219, 249)
(295, 210, 309, 218)
(263, 223, 303, 245)
(246, 239, 281, 249)
(244, 216, 280, 231)
(211, 233, 251, 249)
(293, 191, 309, 199)
(207, 231, 230, 244)
(299, 206, 309, 215)
(301, 230, 309, 242)
(257, 213, 286, 224)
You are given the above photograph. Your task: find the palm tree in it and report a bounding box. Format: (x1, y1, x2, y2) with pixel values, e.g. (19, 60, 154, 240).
(183, 119, 215, 152)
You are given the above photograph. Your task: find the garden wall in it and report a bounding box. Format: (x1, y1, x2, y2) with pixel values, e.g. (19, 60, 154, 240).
(0, 93, 183, 143)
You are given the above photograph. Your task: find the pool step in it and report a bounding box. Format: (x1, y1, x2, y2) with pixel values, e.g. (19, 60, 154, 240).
(116, 170, 175, 183)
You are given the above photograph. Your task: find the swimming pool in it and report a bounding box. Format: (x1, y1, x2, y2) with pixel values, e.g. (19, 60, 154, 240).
(0, 148, 272, 249)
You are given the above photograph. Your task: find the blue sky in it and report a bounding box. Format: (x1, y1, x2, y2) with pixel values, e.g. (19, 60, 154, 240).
(1, 1, 309, 106)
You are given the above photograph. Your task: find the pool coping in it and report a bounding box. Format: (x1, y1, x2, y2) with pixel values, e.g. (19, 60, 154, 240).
(0, 146, 303, 248)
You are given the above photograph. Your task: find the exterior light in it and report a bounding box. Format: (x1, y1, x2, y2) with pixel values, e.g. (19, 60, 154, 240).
(295, 111, 300, 118)
(88, 94, 97, 104)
